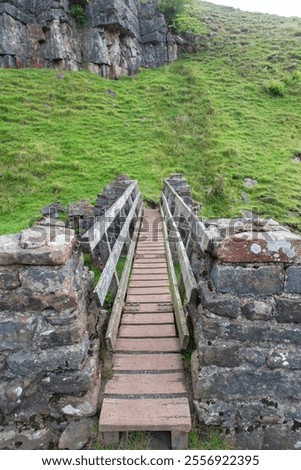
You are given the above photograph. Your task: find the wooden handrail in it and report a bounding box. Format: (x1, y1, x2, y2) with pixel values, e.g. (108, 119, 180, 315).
(81, 181, 138, 252)
(105, 204, 143, 350)
(94, 192, 142, 306)
(161, 192, 198, 305)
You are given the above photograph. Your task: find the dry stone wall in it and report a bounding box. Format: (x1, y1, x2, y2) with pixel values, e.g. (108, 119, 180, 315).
(166, 174, 301, 449)
(188, 214, 301, 449)
(0, 219, 100, 449)
(0, 0, 178, 78)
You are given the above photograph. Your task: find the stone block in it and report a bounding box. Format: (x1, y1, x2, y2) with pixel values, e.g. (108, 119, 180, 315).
(42, 350, 99, 394)
(285, 267, 301, 294)
(7, 335, 90, 378)
(34, 312, 87, 350)
(199, 282, 240, 318)
(275, 297, 301, 323)
(199, 343, 241, 368)
(266, 349, 301, 370)
(59, 418, 94, 450)
(0, 269, 20, 289)
(58, 375, 101, 417)
(202, 316, 301, 344)
(215, 230, 301, 264)
(0, 313, 37, 352)
(0, 226, 75, 266)
(195, 367, 301, 401)
(241, 299, 273, 321)
(211, 264, 284, 296)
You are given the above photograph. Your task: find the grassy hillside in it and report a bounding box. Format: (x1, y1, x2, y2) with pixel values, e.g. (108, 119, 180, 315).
(1, 1, 301, 235)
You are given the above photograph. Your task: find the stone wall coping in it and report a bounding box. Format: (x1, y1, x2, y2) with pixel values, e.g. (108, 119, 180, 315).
(0, 225, 75, 266)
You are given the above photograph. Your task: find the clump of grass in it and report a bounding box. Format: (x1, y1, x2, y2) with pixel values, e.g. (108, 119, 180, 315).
(264, 79, 286, 96)
(189, 428, 232, 450)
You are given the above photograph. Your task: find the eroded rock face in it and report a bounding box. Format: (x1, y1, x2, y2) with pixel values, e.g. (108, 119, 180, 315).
(0, 0, 178, 78)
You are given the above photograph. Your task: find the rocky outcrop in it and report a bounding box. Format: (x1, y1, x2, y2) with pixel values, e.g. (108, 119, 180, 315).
(0, 0, 178, 78)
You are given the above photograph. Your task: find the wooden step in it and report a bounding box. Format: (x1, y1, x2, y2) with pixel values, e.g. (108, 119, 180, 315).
(126, 293, 172, 303)
(130, 274, 169, 281)
(131, 268, 168, 275)
(99, 398, 191, 432)
(127, 286, 170, 295)
(124, 302, 173, 313)
(119, 324, 177, 338)
(115, 337, 181, 352)
(113, 353, 183, 371)
(105, 372, 186, 396)
(134, 258, 166, 264)
(122, 312, 175, 324)
(129, 280, 170, 287)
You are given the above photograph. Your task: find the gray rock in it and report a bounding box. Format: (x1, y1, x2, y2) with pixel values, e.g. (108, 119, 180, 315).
(263, 425, 298, 450)
(0, 312, 37, 352)
(59, 419, 94, 449)
(7, 335, 90, 378)
(241, 300, 273, 321)
(40, 202, 65, 218)
(0, 426, 55, 450)
(0, 0, 177, 76)
(275, 297, 301, 323)
(199, 343, 241, 368)
(199, 282, 240, 318)
(58, 375, 101, 417)
(285, 266, 301, 294)
(211, 264, 284, 296)
(0, 269, 20, 289)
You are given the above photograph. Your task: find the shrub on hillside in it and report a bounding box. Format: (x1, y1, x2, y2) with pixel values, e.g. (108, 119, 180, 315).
(264, 79, 285, 97)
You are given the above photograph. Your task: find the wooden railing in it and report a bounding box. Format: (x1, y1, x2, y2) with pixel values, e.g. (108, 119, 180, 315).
(160, 179, 210, 348)
(81, 180, 143, 349)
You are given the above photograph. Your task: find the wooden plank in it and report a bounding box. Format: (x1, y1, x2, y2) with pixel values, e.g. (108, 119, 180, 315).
(122, 313, 174, 324)
(161, 193, 198, 304)
(105, 205, 143, 350)
(133, 264, 167, 270)
(124, 303, 173, 313)
(127, 286, 170, 295)
(105, 372, 186, 396)
(129, 280, 170, 287)
(99, 398, 191, 432)
(94, 192, 141, 306)
(115, 337, 181, 352)
(135, 253, 166, 258)
(113, 353, 183, 371)
(126, 293, 172, 303)
(81, 181, 137, 251)
(160, 205, 190, 350)
(118, 324, 177, 338)
(134, 258, 166, 263)
(132, 267, 168, 272)
(130, 275, 169, 281)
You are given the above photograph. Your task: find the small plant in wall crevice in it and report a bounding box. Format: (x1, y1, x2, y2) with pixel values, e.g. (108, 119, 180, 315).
(69, 0, 89, 26)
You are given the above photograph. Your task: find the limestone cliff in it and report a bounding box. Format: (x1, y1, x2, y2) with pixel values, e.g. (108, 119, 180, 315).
(0, 0, 179, 78)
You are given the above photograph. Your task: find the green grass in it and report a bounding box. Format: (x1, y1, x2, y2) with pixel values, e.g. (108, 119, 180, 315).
(189, 428, 232, 450)
(0, 1, 301, 235)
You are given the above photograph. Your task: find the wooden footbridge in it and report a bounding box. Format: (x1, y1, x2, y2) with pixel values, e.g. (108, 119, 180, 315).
(81, 177, 200, 449)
